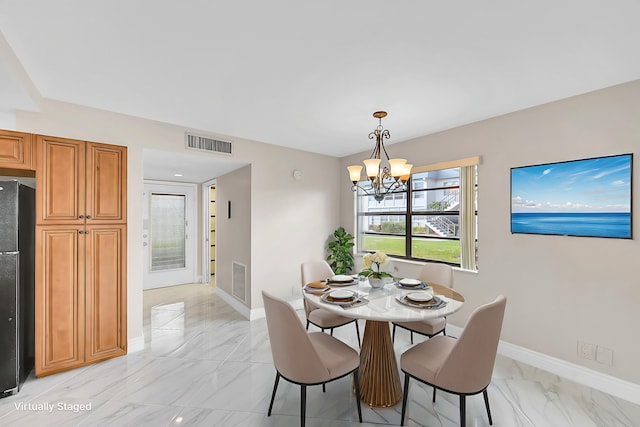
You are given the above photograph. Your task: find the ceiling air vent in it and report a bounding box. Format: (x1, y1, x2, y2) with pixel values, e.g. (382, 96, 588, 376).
(185, 133, 233, 156)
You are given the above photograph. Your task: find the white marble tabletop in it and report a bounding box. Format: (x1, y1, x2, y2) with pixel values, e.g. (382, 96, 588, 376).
(304, 279, 464, 323)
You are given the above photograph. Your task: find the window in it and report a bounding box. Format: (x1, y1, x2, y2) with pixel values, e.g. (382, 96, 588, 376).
(356, 158, 478, 270)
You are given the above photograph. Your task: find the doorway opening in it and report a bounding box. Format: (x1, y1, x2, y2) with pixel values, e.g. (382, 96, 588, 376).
(143, 181, 197, 289)
(202, 179, 216, 286)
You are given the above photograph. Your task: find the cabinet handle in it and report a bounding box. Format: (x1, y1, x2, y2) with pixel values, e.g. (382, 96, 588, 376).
(79, 215, 85, 219)
(86, 215, 92, 220)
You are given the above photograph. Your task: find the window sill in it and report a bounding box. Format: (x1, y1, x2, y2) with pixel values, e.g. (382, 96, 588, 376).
(356, 253, 478, 274)
(452, 266, 478, 274)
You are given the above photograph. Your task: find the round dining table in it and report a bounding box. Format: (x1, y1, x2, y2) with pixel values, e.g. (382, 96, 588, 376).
(304, 278, 465, 407)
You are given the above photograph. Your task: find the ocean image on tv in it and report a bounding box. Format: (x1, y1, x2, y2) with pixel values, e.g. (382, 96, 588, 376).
(511, 154, 632, 239)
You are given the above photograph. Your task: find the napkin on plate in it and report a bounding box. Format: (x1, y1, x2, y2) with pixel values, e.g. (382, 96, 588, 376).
(341, 298, 369, 310)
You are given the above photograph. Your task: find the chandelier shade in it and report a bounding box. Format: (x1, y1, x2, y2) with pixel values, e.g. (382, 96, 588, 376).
(347, 111, 412, 202)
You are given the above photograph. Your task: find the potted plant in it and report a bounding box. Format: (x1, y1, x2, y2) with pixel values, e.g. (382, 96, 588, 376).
(326, 227, 355, 275)
(359, 251, 393, 288)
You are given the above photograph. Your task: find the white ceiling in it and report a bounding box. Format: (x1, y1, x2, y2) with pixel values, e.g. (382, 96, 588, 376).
(1, 0, 640, 161)
(143, 148, 247, 184)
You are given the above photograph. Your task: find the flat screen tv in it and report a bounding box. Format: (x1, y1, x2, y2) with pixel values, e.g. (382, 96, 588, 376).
(511, 153, 632, 239)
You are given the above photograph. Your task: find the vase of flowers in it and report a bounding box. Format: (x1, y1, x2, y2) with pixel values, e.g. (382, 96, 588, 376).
(360, 251, 393, 288)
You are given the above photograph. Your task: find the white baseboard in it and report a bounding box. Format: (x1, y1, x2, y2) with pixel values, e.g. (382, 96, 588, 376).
(216, 290, 305, 321)
(247, 297, 304, 321)
(446, 325, 640, 405)
(128, 334, 145, 353)
(216, 287, 251, 320)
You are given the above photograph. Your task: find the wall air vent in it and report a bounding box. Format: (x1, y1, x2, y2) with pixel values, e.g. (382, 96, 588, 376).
(232, 261, 247, 303)
(185, 132, 233, 156)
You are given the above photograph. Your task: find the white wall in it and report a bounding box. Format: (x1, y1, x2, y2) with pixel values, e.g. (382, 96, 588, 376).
(0, 111, 16, 129)
(241, 141, 342, 307)
(341, 80, 640, 385)
(16, 99, 342, 344)
(216, 165, 252, 302)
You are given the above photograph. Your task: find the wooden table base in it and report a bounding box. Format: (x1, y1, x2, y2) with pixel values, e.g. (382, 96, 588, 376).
(358, 320, 402, 407)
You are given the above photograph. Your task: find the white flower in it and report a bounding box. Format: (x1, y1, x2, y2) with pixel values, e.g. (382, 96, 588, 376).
(371, 251, 388, 265)
(362, 253, 373, 268)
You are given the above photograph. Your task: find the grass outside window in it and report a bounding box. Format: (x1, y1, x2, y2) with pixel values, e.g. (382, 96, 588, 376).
(362, 235, 460, 264)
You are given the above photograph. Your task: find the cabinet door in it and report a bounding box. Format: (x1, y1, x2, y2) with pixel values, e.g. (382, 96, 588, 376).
(35, 226, 85, 377)
(85, 225, 127, 362)
(86, 142, 127, 224)
(36, 136, 85, 225)
(0, 129, 33, 170)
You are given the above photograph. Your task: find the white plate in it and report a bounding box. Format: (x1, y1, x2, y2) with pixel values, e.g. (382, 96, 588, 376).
(406, 291, 434, 302)
(330, 275, 353, 282)
(399, 278, 422, 286)
(329, 289, 354, 299)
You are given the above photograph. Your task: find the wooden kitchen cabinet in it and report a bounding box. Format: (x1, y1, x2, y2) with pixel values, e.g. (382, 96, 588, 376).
(35, 134, 127, 377)
(84, 224, 127, 363)
(35, 135, 84, 224)
(0, 129, 34, 170)
(36, 136, 126, 225)
(35, 226, 85, 375)
(86, 142, 127, 223)
(35, 224, 127, 376)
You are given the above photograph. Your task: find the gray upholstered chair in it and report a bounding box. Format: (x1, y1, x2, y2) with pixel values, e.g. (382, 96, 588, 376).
(400, 295, 507, 427)
(301, 261, 361, 347)
(262, 291, 362, 427)
(392, 262, 453, 344)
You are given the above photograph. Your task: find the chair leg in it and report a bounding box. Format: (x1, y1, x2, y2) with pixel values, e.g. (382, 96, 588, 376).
(459, 395, 466, 427)
(301, 385, 307, 427)
(267, 373, 280, 416)
(410, 331, 414, 344)
(400, 374, 410, 426)
(355, 321, 361, 348)
(392, 324, 397, 342)
(306, 320, 310, 331)
(353, 369, 362, 422)
(322, 384, 325, 393)
(483, 389, 493, 425)
(432, 386, 436, 402)
(330, 328, 334, 336)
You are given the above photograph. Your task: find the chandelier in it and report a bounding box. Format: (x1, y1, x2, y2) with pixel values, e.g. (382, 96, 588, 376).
(347, 111, 412, 202)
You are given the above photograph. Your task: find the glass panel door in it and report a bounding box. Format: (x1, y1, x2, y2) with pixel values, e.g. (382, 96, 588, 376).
(150, 194, 186, 271)
(143, 182, 196, 290)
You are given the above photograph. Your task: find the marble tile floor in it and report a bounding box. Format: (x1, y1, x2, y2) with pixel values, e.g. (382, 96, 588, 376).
(1, 283, 639, 427)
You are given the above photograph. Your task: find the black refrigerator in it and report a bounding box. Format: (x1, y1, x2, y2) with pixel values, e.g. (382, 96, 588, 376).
(0, 181, 35, 397)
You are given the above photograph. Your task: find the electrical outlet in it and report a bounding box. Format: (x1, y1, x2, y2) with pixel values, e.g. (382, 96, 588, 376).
(596, 346, 613, 366)
(577, 341, 595, 360)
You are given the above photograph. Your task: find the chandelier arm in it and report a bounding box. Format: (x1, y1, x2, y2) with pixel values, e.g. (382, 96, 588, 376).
(378, 169, 400, 192)
(380, 130, 391, 161)
(352, 182, 374, 195)
(368, 131, 379, 159)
